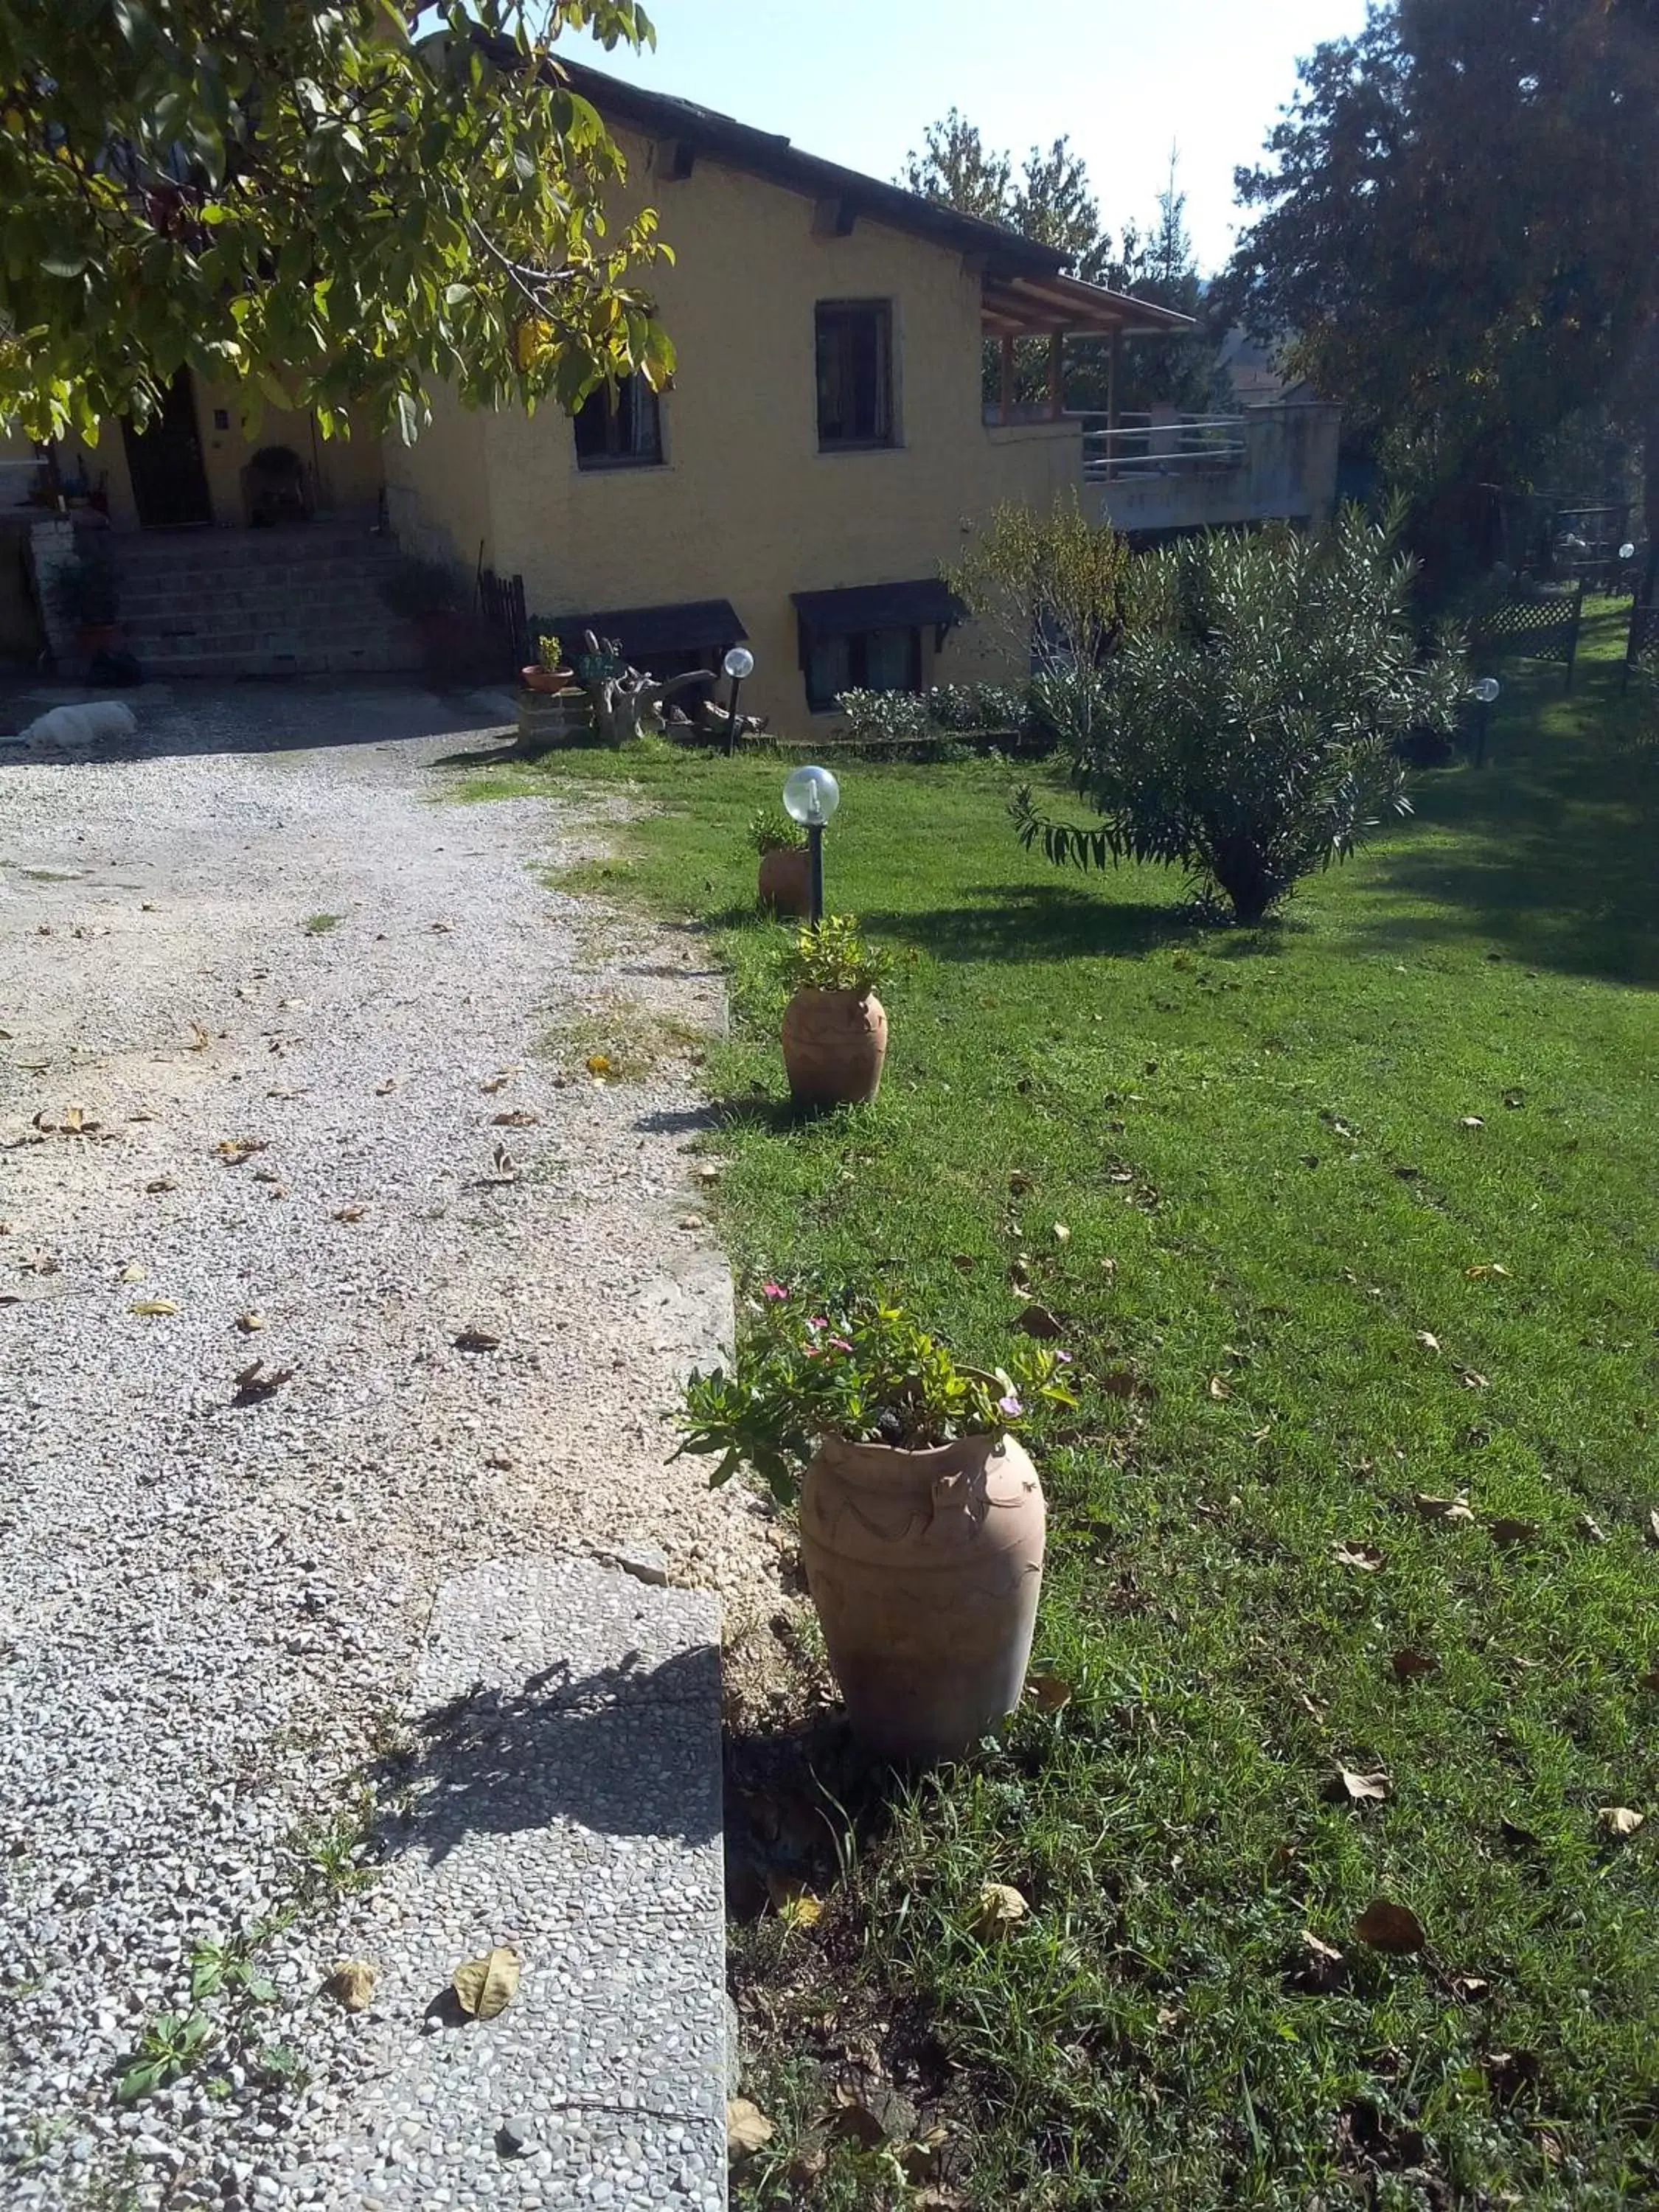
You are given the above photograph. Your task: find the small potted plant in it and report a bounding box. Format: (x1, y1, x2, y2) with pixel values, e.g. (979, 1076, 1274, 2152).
(51, 552, 122, 658)
(779, 915, 889, 1110)
(676, 1286, 1077, 1761)
(521, 632, 572, 694)
(749, 806, 810, 917)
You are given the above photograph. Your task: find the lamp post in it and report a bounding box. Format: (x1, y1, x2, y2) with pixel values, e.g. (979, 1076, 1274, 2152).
(782, 763, 840, 924)
(721, 644, 754, 757)
(1470, 675, 1500, 768)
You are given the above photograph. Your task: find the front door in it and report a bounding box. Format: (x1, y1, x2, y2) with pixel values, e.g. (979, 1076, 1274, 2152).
(120, 372, 213, 528)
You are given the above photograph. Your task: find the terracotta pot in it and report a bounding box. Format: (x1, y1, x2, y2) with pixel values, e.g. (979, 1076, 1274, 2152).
(799, 1432, 1046, 1761)
(781, 987, 887, 1109)
(757, 845, 812, 917)
(521, 664, 574, 693)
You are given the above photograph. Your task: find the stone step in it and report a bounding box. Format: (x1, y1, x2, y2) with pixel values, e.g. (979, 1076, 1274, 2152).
(324, 1556, 729, 2211)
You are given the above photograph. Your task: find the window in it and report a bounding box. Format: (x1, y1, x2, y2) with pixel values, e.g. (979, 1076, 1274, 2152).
(804, 624, 920, 712)
(815, 301, 894, 450)
(574, 375, 662, 470)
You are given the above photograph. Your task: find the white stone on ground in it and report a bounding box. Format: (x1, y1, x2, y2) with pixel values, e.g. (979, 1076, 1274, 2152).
(0, 682, 775, 2209)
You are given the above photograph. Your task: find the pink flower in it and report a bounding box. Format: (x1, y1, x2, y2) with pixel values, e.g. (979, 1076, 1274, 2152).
(998, 1392, 1023, 1418)
(802, 1346, 819, 1358)
(1054, 1350, 1072, 1365)
(805, 1315, 826, 1332)
(828, 1336, 853, 1353)
(762, 1282, 788, 1301)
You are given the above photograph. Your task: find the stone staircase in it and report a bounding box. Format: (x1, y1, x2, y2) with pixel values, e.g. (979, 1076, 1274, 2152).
(108, 524, 422, 680)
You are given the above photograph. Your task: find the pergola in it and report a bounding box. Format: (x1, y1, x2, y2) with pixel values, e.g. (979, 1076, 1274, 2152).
(979, 269, 1194, 428)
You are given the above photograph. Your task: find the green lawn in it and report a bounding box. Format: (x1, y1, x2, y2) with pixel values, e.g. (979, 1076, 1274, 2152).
(459, 605, 1659, 2209)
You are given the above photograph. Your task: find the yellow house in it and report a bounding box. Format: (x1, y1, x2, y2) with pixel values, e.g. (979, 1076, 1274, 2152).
(384, 60, 1191, 731)
(2, 60, 1189, 706)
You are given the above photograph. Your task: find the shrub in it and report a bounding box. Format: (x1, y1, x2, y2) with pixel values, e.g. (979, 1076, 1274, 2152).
(781, 914, 890, 997)
(748, 805, 806, 855)
(1012, 507, 1468, 925)
(835, 682, 1048, 760)
(536, 632, 564, 672)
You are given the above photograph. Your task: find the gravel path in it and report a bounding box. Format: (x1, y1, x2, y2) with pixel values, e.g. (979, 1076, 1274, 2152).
(0, 686, 775, 2210)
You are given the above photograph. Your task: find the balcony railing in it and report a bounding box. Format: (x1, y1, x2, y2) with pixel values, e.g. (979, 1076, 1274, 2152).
(1081, 413, 1248, 481)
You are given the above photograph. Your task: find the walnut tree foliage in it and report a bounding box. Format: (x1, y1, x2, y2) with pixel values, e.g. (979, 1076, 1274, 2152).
(0, 0, 675, 444)
(1010, 509, 1467, 927)
(1225, 0, 1659, 525)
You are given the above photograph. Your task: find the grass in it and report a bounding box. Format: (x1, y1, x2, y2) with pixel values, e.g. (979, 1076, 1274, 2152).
(303, 911, 342, 936)
(459, 605, 1659, 2209)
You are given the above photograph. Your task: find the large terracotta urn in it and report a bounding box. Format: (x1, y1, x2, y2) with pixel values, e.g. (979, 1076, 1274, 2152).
(780, 988, 887, 1110)
(798, 1432, 1046, 1761)
(757, 846, 812, 918)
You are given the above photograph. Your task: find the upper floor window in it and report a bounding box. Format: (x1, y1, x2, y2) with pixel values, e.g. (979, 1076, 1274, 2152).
(815, 301, 894, 451)
(574, 375, 663, 470)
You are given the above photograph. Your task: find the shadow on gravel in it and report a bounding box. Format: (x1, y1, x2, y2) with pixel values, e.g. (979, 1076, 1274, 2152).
(370, 1646, 723, 1860)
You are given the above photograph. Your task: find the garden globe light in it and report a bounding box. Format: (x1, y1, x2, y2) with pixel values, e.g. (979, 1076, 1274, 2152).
(1470, 675, 1500, 767)
(782, 764, 840, 827)
(720, 643, 755, 756)
(782, 765, 840, 922)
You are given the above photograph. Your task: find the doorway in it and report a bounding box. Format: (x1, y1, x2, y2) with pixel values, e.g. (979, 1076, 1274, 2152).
(120, 372, 213, 528)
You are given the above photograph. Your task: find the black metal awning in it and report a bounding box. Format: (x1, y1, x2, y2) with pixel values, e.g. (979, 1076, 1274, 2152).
(790, 578, 963, 664)
(557, 598, 745, 665)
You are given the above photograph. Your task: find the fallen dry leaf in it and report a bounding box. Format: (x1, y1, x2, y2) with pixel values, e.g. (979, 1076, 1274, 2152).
(1208, 1374, 1232, 1400)
(451, 1946, 519, 2020)
(973, 1882, 1030, 1938)
(1486, 1517, 1537, 1548)
(214, 1136, 268, 1166)
(491, 1108, 540, 1128)
(235, 1312, 265, 1335)
(324, 1961, 376, 2013)
(1025, 1671, 1073, 1711)
(1597, 1806, 1644, 1840)
(1415, 1330, 1441, 1353)
(333, 1205, 366, 1223)
(1007, 1169, 1034, 1194)
(678, 1213, 706, 1231)
(1354, 1898, 1427, 1955)
(187, 1022, 210, 1051)
(1449, 1972, 1491, 2003)
(1466, 1262, 1512, 1279)
(1458, 1368, 1491, 1391)
(490, 1142, 517, 1181)
(1413, 1494, 1475, 1526)
(1015, 1303, 1065, 1340)
(1327, 1768, 1393, 1806)
(129, 1298, 179, 1318)
(1575, 1514, 1607, 1544)
(1292, 1929, 1348, 1992)
(430, 919, 453, 934)
(1458, 1115, 1485, 1130)
(118, 1262, 145, 1283)
(1391, 1648, 1440, 1683)
(479, 1073, 511, 1093)
(232, 1360, 295, 1405)
(695, 1162, 722, 1185)
(1333, 1540, 1386, 1571)
(726, 2098, 773, 2157)
(1051, 1221, 1071, 1245)
(585, 1053, 613, 1077)
(1646, 1509, 1659, 1549)
(826, 2084, 887, 2149)
(375, 1078, 397, 1096)
(453, 1328, 501, 1354)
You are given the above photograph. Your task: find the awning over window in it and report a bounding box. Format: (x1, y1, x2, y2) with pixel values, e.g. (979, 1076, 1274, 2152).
(791, 579, 964, 664)
(557, 598, 745, 665)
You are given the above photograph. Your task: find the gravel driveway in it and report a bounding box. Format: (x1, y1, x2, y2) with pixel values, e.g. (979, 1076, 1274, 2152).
(0, 686, 774, 2208)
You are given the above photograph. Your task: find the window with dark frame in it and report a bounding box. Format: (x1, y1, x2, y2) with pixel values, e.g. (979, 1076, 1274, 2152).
(804, 624, 920, 712)
(573, 375, 663, 470)
(815, 300, 894, 450)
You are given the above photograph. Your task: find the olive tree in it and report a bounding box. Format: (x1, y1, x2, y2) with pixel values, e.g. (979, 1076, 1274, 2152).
(1011, 507, 1467, 925)
(0, 0, 673, 445)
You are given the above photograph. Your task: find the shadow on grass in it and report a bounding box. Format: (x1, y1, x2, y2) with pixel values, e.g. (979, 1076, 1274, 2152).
(860, 883, 1194, 964)
(1359, 667, 1658, 984)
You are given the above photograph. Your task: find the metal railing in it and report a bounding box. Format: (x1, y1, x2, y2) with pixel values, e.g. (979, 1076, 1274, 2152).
(1081, 413, 1248, 481)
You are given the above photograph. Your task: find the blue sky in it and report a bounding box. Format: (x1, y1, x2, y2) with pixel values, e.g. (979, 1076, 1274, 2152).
(580, 0, 1371, 274)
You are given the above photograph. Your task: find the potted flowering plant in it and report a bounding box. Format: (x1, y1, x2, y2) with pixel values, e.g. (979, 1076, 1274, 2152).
(779, 914, 890, 1110)
(676, 1286, 1076, 1760)
(521, 631, 574, 694)
(748, 806, 810, 917)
